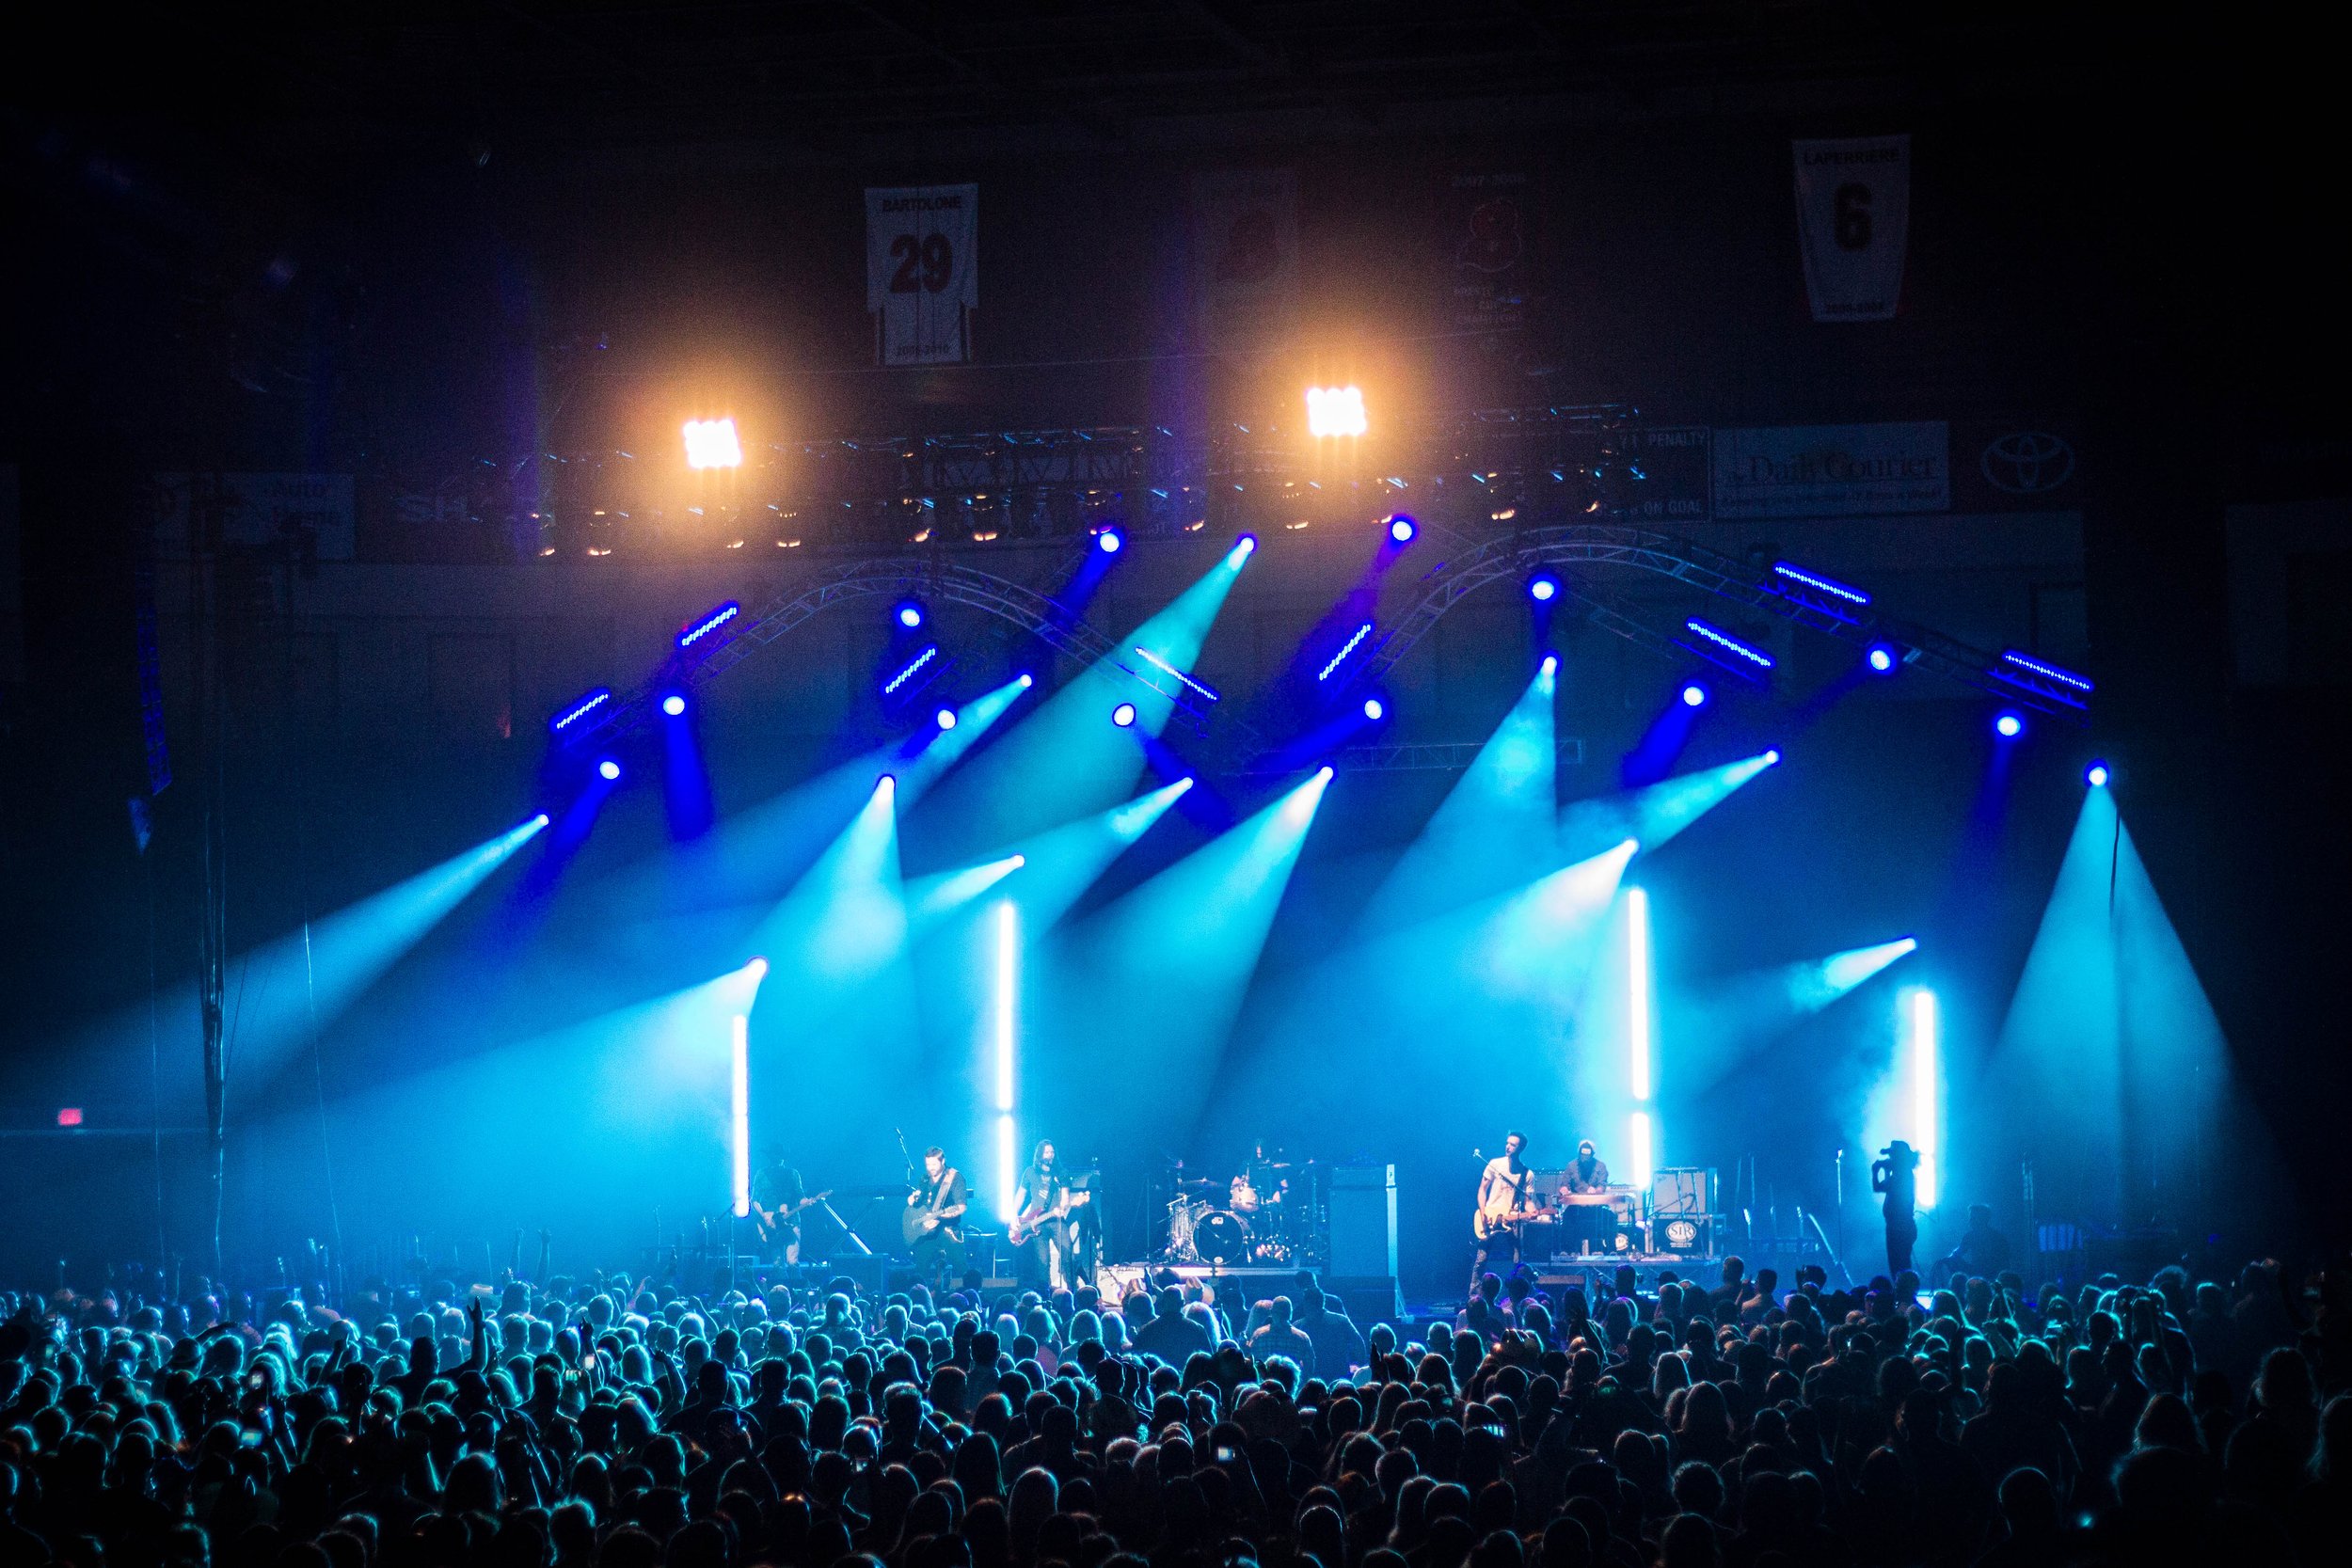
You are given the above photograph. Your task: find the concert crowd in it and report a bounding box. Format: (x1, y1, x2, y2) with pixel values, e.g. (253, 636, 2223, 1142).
(4, 1251, 2348, 1568)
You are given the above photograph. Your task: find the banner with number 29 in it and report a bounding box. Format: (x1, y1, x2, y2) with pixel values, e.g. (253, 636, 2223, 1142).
(866, 184, 978, 366)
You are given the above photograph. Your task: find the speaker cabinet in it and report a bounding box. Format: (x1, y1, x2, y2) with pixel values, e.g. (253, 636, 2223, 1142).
(1328, 1163, 1398, 1278)
(1651, 1167, 1716, 1217)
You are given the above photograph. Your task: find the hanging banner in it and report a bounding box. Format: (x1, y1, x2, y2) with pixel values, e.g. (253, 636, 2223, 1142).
(1616, 426, 1712, 523)
(153, 471, 358, 560)
(1438, 171, 1533, 335)
(1792, 135, 1910, 322)
(1192, 167, 1298, 350)
(1712, 422, 1948, 518)
(866, 183, 978, 366)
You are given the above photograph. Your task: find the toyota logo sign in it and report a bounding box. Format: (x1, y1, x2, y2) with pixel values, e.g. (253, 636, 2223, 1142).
(1980, 431, 2074, 495)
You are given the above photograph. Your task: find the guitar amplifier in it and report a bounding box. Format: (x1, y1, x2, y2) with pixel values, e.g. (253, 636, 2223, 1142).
(1651, 1167, 1715, 1218)
(1329, 1164, 1397, 1278)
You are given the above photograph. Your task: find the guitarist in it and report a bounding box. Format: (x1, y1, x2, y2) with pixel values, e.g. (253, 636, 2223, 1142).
(1008, 1139, 1067, 1291)
(1470, 1131, 1541, 1290)
(749, 1149, 818, 1263)
(905, 1147, 969, 1290)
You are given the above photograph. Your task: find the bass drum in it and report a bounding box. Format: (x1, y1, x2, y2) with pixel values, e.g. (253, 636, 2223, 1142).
(1194, 1209, 1253, 1266)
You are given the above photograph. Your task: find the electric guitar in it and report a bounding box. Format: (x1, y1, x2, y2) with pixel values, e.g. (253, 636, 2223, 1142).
(1472, 1164, 1545, 1241)
(752, 1191, 832, 1246)
(1009, 1188, 1090, 1247)
(903, 1170, 962, 1245)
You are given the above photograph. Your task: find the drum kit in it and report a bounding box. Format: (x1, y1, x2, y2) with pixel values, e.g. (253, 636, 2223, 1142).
(1162, 1157, 1316, 1267)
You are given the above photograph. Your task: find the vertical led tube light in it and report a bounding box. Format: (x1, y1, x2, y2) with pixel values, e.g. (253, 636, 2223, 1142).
(1911, 987, 1940, 1210)
(730, 1013, 751, 1219)
(994, 898, 1018, 1224)
(1627, 887, 1657, 1191)
(1628, 887, 1652, 1102)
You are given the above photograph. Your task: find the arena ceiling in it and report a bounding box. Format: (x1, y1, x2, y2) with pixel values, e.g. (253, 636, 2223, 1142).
(44, 3, 2122, 166)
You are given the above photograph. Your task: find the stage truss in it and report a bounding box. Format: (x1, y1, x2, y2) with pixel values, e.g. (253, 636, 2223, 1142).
(553, 521, 2086, 768)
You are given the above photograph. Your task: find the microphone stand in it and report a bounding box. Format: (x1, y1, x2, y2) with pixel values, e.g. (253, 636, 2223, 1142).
(1835, 1148, 1846, 1272)
(1805, 1209, 1853, 1290)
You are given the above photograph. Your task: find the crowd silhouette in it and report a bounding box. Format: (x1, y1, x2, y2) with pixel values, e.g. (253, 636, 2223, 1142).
(4, 1247, 2348, 1568)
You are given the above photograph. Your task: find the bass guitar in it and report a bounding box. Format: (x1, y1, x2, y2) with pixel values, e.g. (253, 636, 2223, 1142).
(1009, 1188, 1090, 1247)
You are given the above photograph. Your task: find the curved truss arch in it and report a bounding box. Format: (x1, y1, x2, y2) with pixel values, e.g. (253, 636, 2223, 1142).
(1353, 524, 2088, 720)
(558, 549, 1229, 756)
(559, 525, 2084, 765)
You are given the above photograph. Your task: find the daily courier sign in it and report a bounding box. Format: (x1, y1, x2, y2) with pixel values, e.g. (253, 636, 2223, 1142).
(1712, 422, 1949, 519)
(866, 184, 978, 366)
(1792, 135, 1910, 322)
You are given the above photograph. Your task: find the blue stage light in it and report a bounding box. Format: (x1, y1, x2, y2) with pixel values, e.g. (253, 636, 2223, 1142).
(660, 692, 687, 717)
(1867, 642, 1899, 674)
(1097, 527, 1124, 554)
(1111, 701, 1138, 728)
(675, 601, 739, 648)
(1317, 621, 1374, 682)
(895, 600, 925, 629)
(1133, 645, 1220, 704)
(1541, 653, 1559, 677)
(1772, 561, 1871, 606)
(1681, 683, 1708, 708)
(1685, 618, 1775, 669)
(1529, 573, 1560, 603)
(1229, 534, 1258, 565)
(882, 644, 939, 695)
(1764, 749, 1782, 766)
(550, 687, 612, 733)
(1995, 711, 2026, 738)
(2086, 761, 2110, 787)
(1016, 673, 1035, 689)
(1362, 696, 1385, 721)
(2001, 649, 2094, 693)
(1388, 514, 1417, 544)
(596, 758, 622, 782)
(936, 706, 958, 730)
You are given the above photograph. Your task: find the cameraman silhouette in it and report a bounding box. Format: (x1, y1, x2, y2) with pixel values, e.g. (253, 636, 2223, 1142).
(1871, 1140, 1921, 1275)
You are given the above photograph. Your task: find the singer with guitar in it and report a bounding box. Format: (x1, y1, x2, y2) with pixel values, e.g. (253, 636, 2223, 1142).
(904, 1146, 969, 1290)
(1470, 1131, 1543, 1289)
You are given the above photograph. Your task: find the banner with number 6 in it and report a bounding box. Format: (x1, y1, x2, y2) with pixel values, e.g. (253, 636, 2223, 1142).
(1792, 135, 1910, 322)
(866, 184, 978, 365)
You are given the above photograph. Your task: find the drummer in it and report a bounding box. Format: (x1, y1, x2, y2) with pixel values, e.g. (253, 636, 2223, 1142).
(1231, 1138, 1288, 1214)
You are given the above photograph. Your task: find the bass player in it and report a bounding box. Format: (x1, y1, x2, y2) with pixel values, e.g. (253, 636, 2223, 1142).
(1008, 1139, 1084, 1291)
